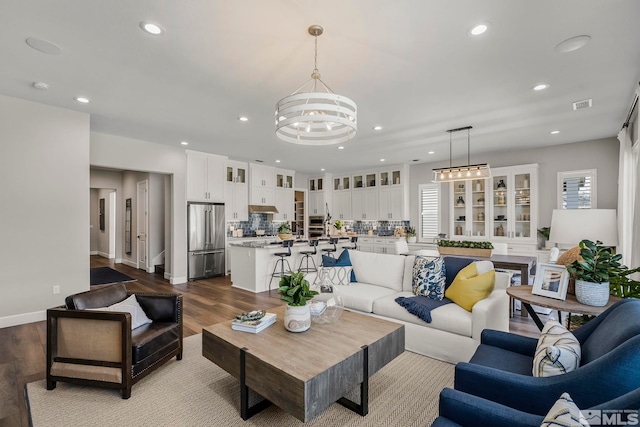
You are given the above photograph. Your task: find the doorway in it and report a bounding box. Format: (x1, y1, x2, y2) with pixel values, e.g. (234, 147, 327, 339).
(137, 180, 149, 272)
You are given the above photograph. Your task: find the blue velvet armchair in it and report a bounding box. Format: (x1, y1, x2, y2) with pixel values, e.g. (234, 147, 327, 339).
(454, 299, 640, 415)
(431, 387, 640, 427)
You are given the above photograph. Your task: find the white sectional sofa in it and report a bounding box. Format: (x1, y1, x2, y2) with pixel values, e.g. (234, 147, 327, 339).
(308, 250, 510, 364)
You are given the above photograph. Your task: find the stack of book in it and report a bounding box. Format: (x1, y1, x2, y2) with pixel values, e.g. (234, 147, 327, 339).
(231, 312, 276, 333)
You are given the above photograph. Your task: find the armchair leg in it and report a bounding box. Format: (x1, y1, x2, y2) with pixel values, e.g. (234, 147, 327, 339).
(46, 380, 56, 390)
(121, 387, 131, 399)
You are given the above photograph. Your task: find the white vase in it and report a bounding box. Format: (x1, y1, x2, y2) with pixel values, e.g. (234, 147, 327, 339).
(284, 304, 311, 332)
(407, 236, 417, 243)
(575, 279, 610, 306)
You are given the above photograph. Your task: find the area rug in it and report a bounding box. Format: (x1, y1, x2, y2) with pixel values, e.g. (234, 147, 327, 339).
(26, 334, 454, 426)
(90, 267, 136, 286)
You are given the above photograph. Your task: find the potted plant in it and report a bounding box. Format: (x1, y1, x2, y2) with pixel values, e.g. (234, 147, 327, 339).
(277, 222, 293, 240)
(437, 240, 494, 257)
(278, 271, 318, 332)
(333, 219, 344, 235)
(406, 226, 417, 243)
(537, 226, 551, 249)
(566, 239, 625, 306)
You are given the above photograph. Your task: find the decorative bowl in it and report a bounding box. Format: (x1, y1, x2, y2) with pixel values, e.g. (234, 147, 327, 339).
(278, 233, 293, 240)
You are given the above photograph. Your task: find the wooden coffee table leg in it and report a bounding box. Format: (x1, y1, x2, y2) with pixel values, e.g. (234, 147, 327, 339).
(240, 347, 272, 420)
(337, 345, 369, 416)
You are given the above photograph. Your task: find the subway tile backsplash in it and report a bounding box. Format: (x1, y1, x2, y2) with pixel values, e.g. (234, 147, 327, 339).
(227, 214, 410, 237)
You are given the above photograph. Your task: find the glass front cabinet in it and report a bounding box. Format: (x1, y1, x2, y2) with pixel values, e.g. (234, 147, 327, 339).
(450, 164, 538, 245)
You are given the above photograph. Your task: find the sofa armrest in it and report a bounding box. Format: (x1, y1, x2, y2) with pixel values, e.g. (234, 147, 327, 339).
(438, 388, 543, 427)
(479, 329, 538, 356)
(133, 293, 182, 323)
(471, 288, 509, 341)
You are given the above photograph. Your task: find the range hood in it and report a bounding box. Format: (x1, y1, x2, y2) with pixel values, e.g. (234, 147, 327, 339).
(248, 205, 279, 214)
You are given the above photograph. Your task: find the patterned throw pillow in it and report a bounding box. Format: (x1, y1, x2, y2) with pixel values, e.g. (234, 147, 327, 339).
(540, 393, 589, 427)
(533, 320, 581, 377)
(412, 256, 446, 300)
(314, 266, 353, 286)
(89, 294, 153, 330)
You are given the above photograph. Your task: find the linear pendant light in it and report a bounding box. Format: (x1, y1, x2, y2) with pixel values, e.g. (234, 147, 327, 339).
(275, 25, 357, 145)
(432, 126, 491, 183)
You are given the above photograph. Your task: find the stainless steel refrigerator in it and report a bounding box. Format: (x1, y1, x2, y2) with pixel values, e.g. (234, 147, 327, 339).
(188, 202, 225, 280)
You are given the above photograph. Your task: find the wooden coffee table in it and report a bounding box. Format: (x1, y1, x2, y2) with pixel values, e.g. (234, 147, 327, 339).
(202, 305, 404, 422)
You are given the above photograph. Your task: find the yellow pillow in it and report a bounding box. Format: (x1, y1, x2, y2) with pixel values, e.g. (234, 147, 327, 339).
(444, 262, 495, 311)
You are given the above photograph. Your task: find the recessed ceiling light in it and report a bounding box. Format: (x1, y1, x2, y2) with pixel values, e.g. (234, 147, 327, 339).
(238, 116, 249, 122)
(532, 83, 550, 91)
(428, 151, 435, 154)
(550, 130, 560, 135)
(74, 97, 90, 103)
(380, 159, 385, 162)
(469, 23, 489, 36)
(337, 146, 345, 150)
(180, 141, 189, 145)
(320, 168, 325, 171)
(555, 35, 591, 53)
(25, 37, 63, 55)
(32, 81, 49, 90)
(275, 159, 281, 163)
(373, 125, 383, 131)
(140, 22, 165, 35)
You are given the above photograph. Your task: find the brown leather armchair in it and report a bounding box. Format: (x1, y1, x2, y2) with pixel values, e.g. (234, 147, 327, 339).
(46, 283, 183, 398)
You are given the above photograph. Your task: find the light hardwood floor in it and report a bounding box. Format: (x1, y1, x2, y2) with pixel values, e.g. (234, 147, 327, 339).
(0, 256, 544, 427)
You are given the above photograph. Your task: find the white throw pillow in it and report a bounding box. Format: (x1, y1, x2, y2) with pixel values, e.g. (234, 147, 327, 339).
(90, 294, 152, 330)
(540, 392, 589, 427)
(314, 266, 353, 286)
(533, 320, 581, 377)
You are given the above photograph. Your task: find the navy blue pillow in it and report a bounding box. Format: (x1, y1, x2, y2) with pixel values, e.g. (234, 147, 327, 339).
(442, 256, 475, 288)
(322, 249, 357, 282)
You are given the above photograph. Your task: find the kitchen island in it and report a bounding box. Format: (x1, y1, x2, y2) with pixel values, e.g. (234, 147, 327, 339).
(228, 239, 335, 293)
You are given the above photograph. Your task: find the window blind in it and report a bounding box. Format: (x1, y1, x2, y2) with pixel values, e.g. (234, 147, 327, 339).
(420, 183, 439, 239)
(562, 175, 593, 209)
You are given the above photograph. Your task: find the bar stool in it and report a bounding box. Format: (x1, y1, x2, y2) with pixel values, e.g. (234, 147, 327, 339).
(268, 240, 294, 292)
(321, 237, 339, 259)
(342, 236, 358, 251)
(297, 240, 319, 273)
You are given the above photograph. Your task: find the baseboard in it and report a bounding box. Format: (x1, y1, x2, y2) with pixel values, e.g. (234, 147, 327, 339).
(170, 276, 187, 285)
(0, 310, 46, 328)
(115, 258, 123, 264)
(164, 272, 171, 281)
(122, 259, 137, 268)
(97, 251, 110, 258)
(90, 251, 98, 255)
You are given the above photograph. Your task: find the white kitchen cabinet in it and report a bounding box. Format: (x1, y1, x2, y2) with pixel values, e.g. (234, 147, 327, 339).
(225, 160, 248, 221)
(250, 164, 275, 188)
(379, 186, 407, 220)
(251, 186, 275, 206)
(332, 189, 351, 220)
(351, 188, 378, 220)
(186, 151, 226, 202)
(275, 169, 294, 189)
(358, 237, 374, 252)
(308, 174, 332, 216)
(274, 188, 294, 221)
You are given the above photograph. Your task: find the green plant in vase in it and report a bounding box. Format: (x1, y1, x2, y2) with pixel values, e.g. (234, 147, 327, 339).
(566, 239, 625, 306)
(277, 222, 293, 240)
(278, 272, 318, 332)
(406, 226, 417, 243)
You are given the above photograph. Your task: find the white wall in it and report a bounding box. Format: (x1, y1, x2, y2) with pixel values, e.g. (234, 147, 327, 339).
(90, 132, 187, 283)
(409, 137, 620, 237)
(97, 188, 115, 257)
(90, 189, 99, 253)
(0, 95, 89, 327)
(91, 169, 124, 260)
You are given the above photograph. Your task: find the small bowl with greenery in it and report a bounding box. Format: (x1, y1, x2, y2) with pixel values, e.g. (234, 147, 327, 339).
(277, 222, 293, 240)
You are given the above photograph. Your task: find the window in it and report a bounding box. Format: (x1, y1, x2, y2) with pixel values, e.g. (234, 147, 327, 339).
(419, 183, 439, 240)
(557, 169, 597, 209)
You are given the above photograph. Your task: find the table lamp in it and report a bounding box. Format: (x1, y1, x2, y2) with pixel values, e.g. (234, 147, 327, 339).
(548, 209, 619, 250)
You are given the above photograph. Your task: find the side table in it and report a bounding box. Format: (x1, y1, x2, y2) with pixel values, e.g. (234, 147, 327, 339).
(506, 285, 622, 331)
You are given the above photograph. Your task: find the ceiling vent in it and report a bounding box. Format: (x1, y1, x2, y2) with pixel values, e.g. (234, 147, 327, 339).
(573, 99, 593, 111)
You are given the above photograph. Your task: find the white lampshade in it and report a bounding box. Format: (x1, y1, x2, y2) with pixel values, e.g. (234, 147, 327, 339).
(548, 209, 619, 247)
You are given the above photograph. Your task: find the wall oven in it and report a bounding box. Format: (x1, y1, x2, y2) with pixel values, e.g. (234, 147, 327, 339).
(308, 216, 324, 238)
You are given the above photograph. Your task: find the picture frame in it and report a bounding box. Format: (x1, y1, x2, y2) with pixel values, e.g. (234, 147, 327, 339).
(532, 263, 570, 300)
(99, 198, 105, 231)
